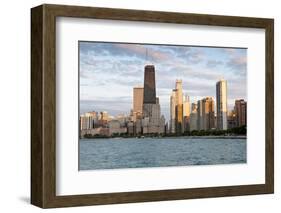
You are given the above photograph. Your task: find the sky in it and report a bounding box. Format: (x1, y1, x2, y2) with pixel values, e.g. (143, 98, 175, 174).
(79, 41, 247, 120)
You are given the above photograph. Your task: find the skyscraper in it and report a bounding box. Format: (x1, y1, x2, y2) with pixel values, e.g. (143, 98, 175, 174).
(197, 99, 203, 130)
(235, 99, 247, 127)
(143, 65, 156, 104)
(190, 103, 198, 131)
(143, 65, 157, 118)
(133, 87, 144, 120)
(183, 94, 190, 132)
(203, 97, 215, 130)
(170, 89, 177, 133)
(142, 65, 164, 134)
(216, 79, 228, 130)
(175, 79, 183, 134)
(197, 97, 215, 130)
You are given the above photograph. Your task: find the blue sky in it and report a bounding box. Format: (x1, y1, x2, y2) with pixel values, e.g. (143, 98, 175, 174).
(79, 42, 247, 120)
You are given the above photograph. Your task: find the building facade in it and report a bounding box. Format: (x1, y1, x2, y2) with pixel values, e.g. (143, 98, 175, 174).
(169, 89, 177, 133)
(197, 97, 215, 130)
(216, 79, 228, 130)
(183, 94, 190, 132)
(133, 87, 144, 121)
(175, 79, 184, 134)
(142, 65, 165, 134)
(203, 97, 215, 130)
(108, 120, 127, 135)
(235, 99, 247, 127)
(227, 110, 237, 129)
(190, 103, 198, 131)
(143, 65, 156, 104)
(80, 114, 92, 130)
(80, 111, 98, 130)
(197, 99, 203, 130)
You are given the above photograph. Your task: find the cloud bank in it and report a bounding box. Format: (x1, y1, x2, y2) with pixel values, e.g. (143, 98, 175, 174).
(79, 42, 247, 119)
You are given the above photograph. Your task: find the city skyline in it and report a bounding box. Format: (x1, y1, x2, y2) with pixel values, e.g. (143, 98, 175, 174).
(79, 59, 247, 138)
(80, 41, 247, 119)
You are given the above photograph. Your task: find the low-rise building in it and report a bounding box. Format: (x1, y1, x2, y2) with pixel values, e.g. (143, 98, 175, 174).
(108, 120, 127, 135)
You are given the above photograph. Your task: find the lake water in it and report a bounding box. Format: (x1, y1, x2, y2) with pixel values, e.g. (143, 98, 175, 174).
(79, 137, 246, 170)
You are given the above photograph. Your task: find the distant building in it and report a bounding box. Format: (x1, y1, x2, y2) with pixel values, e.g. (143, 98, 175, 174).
(142, 65, 164, 134)
(197, 99, 203, 130)
(135, 118, 142, 135)
(108, 120, 127, 135)
(80, 128, 99, 138)
(169, 89, 177, 134)
(216, 79, 228, 130)
(159, 115, 166, 134)
(227, 110, 237, 129)
(175, 80, 184, 134)
(116, 114, 129, 127)
(127, 121, 135, 135)
(100, 111, 109, 121)
(129, 109, 134, 122)
(142, 65, 156, 121)
(204, 97, 215, 130)
(80, 112, 97, 130)
(190, 103, 198, 131)
(197, 97, 215, 130)
(80, 114, 91, 130)
(142, 117, 150, 134)
(169, 80, 187, 134)
(143, 65, 156, 105)
(235, 99, 247, 127)
(94, 111, 108, 127)
(100, 128, 110, 137)
(133, 87, 144, 121)
(183, 94, 190, 132)
(80, 127, 110, 138)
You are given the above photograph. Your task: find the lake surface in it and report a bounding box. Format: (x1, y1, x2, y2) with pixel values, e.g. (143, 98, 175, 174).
(79, 137, 246, 170)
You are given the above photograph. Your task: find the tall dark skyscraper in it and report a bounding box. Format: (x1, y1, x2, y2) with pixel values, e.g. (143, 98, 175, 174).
(143, 65, 156, 104)
(142, 64, 164, 135)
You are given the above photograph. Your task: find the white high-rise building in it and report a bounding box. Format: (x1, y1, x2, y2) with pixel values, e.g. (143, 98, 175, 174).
(216, 79, 228, 130)
(80, 112, 96, 130)
(170, 89, 177, 133)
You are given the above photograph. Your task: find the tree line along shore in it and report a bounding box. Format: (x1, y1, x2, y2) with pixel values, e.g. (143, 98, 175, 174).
(82, 125, 247, 139)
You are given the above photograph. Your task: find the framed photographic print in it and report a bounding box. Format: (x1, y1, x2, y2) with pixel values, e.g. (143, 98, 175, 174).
(31, 4, 274, 208)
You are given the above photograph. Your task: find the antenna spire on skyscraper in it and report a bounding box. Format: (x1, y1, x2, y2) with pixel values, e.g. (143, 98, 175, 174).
(145, 47, 153, 65)
(145, 48, 148, 64)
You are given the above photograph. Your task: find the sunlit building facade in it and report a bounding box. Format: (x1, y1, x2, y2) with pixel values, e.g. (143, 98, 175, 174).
(183, 94, 190, 132)
(197, 97, 215, 130)
(175, 79, 184, 134)
(133, 87, 144, 119)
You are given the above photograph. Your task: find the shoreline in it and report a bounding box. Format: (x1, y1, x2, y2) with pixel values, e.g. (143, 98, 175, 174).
(80, 135, 247, 140)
